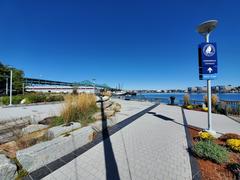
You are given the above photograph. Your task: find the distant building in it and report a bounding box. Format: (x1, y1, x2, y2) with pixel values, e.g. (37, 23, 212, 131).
(188, 87, 197, 93)
(25, 85, 98, 94)
(219, 85, 232, 93)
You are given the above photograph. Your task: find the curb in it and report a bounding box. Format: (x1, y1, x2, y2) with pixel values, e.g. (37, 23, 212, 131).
(181, 107, 202, 180)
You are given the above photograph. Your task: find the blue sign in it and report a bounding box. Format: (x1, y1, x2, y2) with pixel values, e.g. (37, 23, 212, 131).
(198, 43, 218, 80)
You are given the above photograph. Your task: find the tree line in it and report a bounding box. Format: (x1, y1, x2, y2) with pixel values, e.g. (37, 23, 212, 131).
(0, 61, 24, 95)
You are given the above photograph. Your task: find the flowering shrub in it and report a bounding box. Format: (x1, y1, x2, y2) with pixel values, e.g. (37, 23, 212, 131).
(183, 94, 190, 106)
(226, 139, 240, 152)
(199, 131, 214, 140)
(186, 105, 193, 109)
(219, 133, 240, 141)
(202, 107, 208, 112)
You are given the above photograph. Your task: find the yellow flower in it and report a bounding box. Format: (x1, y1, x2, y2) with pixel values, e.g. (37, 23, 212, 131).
(199, 131, 214, 140)
(187, 105, 193, 109)
(202, 107, 208, 112)
(226, 139, 240, 152)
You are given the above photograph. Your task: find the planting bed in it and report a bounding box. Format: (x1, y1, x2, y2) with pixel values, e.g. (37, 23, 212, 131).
(188, 126, 240, 180)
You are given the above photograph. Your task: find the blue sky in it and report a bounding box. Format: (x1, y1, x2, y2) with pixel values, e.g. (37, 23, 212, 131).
(0, 0, 239, 90)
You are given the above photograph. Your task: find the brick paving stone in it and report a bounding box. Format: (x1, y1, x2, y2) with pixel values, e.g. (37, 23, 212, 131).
(42, 104, 193, 180)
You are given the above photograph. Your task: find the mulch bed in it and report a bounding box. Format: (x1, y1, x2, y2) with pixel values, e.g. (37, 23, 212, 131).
(188, 126, 240, 180)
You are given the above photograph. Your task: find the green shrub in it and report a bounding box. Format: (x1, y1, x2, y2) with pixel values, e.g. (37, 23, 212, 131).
(12, 95, 24, 104)
(46, 95, 64, 102)
(191, 140, 229, 164)
(0, 95, 23, 105)
(50, 116, 65, 127)
(227, 163, 240, 177)
(25, 93, 47, 103)
(0, 96, 9, 105)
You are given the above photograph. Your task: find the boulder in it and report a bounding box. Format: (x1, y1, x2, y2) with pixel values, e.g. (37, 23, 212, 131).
(102, 96, 110, 101)
(0, 141, 18, 159)
(22, 124, 48, 135)
(0, 154, 17, 180)
(111, 102, 121, 112)
(104, 110, 115, 117)
(16, 126, 94, 172)
(96, 101, 113, 109)
(92, 110, 115, 121)
(96, 96, 101, 102)
(92, 112, 104, 121)
(46, 122, 81, 139)
(91, 120, 114, 132)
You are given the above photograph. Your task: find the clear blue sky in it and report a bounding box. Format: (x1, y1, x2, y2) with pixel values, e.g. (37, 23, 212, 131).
(0, 0, 239, 90)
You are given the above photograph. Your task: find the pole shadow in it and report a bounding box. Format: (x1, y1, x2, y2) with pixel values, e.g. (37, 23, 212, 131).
(100, 97, 120, 180)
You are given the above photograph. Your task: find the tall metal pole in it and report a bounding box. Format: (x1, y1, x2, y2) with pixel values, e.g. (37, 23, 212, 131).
(92, 78, 96, 94)
(22, 82, 25, 95)
(9, 70, 13, 106)
(205, 33, 212, 131)
(6, 77, 8, 95)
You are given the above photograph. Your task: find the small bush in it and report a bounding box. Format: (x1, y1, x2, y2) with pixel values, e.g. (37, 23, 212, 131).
(0, 96, 10, 105)
(219, 133, 240, 141)
(191, 140, 229, 164)
(45, 95, 64, 102)
(202, 107, 208, 112)
(186, 105, 193, 109)
(226, 139, 240, 152)
(183, 94, 190, 106)
(199, 131, 214, 140)
(0, 95, 24, 105)
(25, 93, 47, 103)
(12, 95, 24, 104)
(50, 116, 65, 127)
(227, 163, 240, 177)
(212, 94, 218, 107)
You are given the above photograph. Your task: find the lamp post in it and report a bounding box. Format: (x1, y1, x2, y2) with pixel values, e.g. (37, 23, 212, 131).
(92, 78, 96, 94)
(197, 20, 218, 133)
(9, 69, 13, 106)
(6, 77, 8, 95)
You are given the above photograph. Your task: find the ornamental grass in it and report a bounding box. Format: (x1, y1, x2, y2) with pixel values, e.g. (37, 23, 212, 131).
(61, 94, 98, 126)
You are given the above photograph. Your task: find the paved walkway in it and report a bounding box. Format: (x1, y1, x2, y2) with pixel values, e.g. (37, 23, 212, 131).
(184, 108, 240, 136)
(43, 104, 192, 180)
(0, 103, 63, 123)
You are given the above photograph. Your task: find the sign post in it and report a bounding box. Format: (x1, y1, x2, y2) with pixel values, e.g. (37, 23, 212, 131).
(197, 20, 218, 134)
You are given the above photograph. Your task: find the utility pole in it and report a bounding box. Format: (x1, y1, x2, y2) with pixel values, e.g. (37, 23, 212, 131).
(9, 69, 13, 106)
(6, 77, 8, 95)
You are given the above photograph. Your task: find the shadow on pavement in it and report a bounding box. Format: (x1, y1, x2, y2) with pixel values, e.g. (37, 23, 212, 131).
(150, 111, 223, 135)
(100, 97, 120, 180)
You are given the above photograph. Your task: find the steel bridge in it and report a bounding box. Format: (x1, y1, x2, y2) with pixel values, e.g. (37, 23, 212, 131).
(24, 78, 110, 89)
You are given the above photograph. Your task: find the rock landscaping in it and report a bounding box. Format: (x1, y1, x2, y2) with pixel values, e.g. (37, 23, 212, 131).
(16, 126, 94, 172)
(46, 122, 81, 139)
(0, 94, 122, 178)
(0, 154, 17, 180)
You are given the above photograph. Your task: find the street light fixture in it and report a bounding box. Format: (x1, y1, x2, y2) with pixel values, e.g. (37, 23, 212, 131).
(9, 69, 13, 106)
(197, 20, 218, 134)
(197, 20, 218, 43)
(92, 78, 96, 94)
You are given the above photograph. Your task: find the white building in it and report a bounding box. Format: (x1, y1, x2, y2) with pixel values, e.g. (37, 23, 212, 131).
(25, 85, 97, 94)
